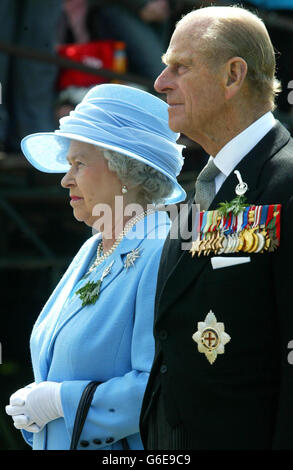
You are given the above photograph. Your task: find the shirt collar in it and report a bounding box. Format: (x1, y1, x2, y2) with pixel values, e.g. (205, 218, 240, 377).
(213, 111, 276, 177)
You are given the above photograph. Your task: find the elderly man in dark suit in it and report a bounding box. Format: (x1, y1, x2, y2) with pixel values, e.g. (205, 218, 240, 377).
(140, 5, 293, 450)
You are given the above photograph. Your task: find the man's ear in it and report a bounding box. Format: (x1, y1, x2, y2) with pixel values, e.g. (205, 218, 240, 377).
(224, 57, 248, 100)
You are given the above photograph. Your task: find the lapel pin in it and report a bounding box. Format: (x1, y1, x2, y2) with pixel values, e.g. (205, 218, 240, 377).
(234, 170, 248, 196)
(124, 248, 141, 270)
(75, 260, 115, 306)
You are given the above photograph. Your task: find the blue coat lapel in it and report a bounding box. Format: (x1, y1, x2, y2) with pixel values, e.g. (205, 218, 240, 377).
(36, 234, 100, 380)
(46, 253, 126, 359)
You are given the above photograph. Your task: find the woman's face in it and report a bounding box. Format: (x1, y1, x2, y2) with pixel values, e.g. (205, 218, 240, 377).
(61, 140, 122, 227)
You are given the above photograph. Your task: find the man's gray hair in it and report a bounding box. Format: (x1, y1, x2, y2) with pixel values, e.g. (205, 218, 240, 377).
(178, 6, 282, 110)
(102, 149, 174, 205)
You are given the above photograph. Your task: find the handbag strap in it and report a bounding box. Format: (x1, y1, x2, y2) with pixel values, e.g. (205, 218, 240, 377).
(122, 436, 130, 450)
(70, 381, 130, 450)
(70, 381, 100, 450)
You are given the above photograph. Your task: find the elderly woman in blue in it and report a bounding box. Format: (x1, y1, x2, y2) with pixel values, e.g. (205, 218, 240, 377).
(5, 84, 185, 450)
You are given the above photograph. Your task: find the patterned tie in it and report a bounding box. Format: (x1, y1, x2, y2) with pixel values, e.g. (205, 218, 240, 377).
(195, 158, 220, 210)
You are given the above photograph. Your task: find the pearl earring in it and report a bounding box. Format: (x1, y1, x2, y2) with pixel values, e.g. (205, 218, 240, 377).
(121, 185, 128, 194)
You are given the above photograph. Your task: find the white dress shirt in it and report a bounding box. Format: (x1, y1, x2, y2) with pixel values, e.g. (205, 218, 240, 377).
(211, 111, 276, 194)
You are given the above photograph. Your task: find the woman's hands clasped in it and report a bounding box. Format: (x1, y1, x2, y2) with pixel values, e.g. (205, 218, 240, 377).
(5, 381, 64, 433)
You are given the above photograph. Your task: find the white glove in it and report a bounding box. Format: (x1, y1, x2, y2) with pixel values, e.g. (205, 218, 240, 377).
(6, 383, 40, 432)
(6, 381, 64, 433)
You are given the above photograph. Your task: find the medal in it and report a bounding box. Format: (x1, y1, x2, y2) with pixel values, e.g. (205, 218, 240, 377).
(258, 205, 269, 252)
(190, 171, 281, 258)
(202, 211, 212, 256)
(190, 236, 201, 257)
(247, 206, 260, 253)
(198, 211, 209, 257)
(228, 216, 238, 253)
(265, 204, 281, 252)
(218, 213, 232, 254)
(190, 211, 202, 257)
(255, 232, 265, 253)
(234, 212, 243, 252)
(192, 310, 231, 364)
(204, 211, 218, 255)
(243, 229, 255, 252)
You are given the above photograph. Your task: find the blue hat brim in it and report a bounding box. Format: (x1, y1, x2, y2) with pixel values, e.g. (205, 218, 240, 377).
(21, 132, 186, 205)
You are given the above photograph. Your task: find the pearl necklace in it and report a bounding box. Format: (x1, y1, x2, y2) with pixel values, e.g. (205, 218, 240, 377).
(87, 209, 153, 274)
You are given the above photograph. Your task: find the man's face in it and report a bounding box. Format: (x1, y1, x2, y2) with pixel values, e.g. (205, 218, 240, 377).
(154, 21, 225, 143)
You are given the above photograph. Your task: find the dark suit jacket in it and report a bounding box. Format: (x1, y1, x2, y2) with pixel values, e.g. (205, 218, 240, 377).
(140, 121, 293, 449)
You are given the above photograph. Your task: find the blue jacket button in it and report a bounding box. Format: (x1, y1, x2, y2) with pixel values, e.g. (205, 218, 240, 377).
(105, 437, 114, 443)
(93, 439, 102, 445)
(80, 440, 89, 447)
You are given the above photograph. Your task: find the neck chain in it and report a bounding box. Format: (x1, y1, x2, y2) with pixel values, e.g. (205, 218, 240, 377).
(87, 209, 153, 274)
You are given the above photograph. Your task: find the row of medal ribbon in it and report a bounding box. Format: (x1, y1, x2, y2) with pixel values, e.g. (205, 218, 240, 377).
(190, 204, 281, 257)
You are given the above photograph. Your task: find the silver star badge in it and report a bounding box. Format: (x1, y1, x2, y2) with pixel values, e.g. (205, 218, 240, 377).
(124, 248, 141, 270)
(192, 310, 231, 364)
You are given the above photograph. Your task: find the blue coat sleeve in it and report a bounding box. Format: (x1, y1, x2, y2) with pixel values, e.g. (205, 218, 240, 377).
(60, 239, 163, 447)
(21, 429, 33, 448)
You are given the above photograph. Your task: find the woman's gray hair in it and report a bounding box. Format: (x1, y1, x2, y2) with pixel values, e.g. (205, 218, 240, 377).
(102, 149, 173, 205)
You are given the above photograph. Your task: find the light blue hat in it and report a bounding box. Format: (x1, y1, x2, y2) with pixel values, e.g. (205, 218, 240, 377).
(21, 84, 186, 204)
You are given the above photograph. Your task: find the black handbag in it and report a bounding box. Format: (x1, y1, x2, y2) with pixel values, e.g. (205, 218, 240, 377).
(70, 381, 130, 450)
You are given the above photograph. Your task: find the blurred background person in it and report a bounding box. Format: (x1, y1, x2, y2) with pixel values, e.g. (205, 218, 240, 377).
(63, 0, 90, 44)
(0, 0, 62, 155)
(241, 0, 293, 126)
(87, 0, 179, 80)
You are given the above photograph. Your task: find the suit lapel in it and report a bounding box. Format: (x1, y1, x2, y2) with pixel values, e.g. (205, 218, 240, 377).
(34, 235, 100, 380)
(156, 121, 290, 321)
(42, 236, 100, 373)
(210, 121, 290, 210)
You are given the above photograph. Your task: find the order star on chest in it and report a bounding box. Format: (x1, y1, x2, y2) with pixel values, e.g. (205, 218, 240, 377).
(192, 310, 231, 364)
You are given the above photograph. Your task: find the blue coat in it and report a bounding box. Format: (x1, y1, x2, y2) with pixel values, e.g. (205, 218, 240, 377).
(21, 211, 170, 450)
